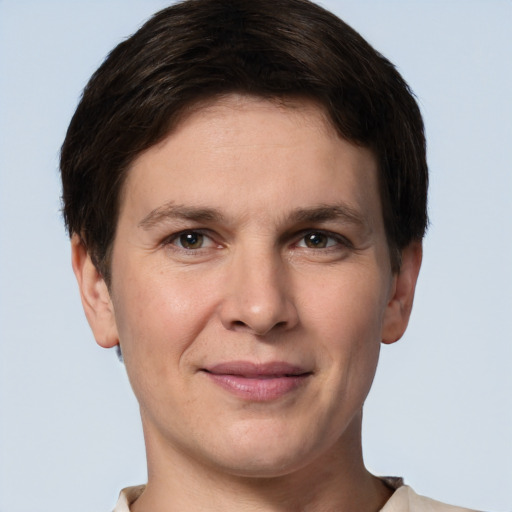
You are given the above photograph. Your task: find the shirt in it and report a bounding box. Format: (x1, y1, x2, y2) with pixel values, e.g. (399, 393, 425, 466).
(112, 480, 479, 511)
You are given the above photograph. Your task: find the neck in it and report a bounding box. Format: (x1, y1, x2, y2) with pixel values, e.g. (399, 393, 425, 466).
(132, 413, 392, 512)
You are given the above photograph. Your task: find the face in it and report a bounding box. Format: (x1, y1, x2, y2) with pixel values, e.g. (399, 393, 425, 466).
(74, 95, 420, 479)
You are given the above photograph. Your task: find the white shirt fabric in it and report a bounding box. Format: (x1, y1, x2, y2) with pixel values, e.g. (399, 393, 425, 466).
(112, 480, 479, 511)
(380, 485, 478, 512)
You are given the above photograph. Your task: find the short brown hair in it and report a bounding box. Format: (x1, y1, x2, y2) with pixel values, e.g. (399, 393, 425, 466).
(61, 0, 428, 282)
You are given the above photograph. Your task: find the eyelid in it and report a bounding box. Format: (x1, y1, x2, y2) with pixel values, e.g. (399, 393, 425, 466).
(162, 228, 219, 250)
(161, 228, 353, 251)
(293, 229, 354, 249)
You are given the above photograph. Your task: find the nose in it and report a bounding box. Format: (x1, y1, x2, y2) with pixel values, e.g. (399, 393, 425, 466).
(219, 245, 299, 336)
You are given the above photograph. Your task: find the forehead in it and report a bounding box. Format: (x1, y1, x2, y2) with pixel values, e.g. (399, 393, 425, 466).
(119, 94, 381, 230)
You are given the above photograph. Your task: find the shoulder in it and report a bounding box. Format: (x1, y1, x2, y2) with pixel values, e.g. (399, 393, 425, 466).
(381, 485, 480, 512)
(112, 485, 145, 512)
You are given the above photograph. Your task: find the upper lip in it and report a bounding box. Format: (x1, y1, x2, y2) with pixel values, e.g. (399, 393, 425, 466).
(203, 361, 312, 377)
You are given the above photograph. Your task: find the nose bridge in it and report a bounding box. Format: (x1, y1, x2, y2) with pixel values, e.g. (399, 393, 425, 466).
(220, 238, 298, 335)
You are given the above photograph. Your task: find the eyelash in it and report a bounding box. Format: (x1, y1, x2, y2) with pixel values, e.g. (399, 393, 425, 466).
(294, 230, 353, 251)
(163, 229, 217, 251)
(163, 229, 353, 253)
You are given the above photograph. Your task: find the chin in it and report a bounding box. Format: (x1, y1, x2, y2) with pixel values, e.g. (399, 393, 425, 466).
(203, 421, 331, 479)
(216, 451, 312, 479)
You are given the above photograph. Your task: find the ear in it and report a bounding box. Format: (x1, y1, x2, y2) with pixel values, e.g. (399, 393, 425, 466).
(71, 234, 119, 348)
(381, 241, 423, 345)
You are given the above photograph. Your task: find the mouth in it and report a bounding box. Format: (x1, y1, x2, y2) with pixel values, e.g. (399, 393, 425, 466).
(201, 361, 313, 402)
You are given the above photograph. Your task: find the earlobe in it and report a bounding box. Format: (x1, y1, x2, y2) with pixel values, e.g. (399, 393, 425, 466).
(381, 241, 422, 345)
(71, 234, 119, 349)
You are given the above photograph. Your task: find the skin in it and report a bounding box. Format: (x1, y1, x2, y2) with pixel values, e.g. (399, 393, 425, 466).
(72, 95, 422, 512)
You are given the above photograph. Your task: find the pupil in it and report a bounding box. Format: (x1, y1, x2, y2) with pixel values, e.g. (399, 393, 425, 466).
(180, 232, 203, 249)
(306, 233, 327, 248)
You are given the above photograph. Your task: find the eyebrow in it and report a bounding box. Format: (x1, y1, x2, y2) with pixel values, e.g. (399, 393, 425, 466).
(138, 201, 369, 232)
(287, 204, 368, 228)
(138, 202, 226, 230)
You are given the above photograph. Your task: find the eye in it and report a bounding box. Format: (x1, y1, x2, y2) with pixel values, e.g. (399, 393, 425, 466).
(168, 230, 215, 250)
(297, 231, 340, 249)
(294, 230, 354, 251)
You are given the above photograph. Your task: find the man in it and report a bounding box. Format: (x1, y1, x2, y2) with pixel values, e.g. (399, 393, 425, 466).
(60, 0, 478, 510)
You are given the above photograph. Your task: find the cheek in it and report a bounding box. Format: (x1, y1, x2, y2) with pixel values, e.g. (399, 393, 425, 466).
(301, 264, 389, 389)
(302, 264, 389, 342)
(111, 267, 220, 386)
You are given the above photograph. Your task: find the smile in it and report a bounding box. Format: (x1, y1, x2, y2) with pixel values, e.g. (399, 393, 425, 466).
(202, 361, 313, 402)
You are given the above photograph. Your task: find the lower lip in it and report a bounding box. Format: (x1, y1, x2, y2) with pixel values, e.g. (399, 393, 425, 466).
(204, 373, 310, 401)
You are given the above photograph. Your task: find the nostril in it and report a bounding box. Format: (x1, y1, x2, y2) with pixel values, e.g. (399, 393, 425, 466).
(219, 292, 299, 335)
(228, 318, 288, 335)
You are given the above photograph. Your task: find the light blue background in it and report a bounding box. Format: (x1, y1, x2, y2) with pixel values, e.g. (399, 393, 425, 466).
(0, 1, 510, 511)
